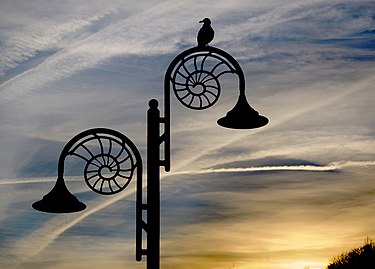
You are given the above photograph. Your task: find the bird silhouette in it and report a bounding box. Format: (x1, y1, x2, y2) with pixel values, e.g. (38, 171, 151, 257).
(197, 18, 214, 47)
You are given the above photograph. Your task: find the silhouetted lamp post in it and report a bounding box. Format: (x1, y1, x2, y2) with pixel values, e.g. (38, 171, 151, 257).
(32, 19, 268, 269)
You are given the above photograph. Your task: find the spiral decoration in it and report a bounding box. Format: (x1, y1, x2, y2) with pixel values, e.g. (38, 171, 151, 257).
(170, 51, 236, 110)
(65, 129, 139, 195)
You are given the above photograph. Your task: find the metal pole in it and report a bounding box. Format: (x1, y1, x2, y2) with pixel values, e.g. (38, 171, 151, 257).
(147, 99, 161, 269)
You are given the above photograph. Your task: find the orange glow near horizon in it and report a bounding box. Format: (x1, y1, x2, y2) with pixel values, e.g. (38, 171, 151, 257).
(238, 261, 325, 269)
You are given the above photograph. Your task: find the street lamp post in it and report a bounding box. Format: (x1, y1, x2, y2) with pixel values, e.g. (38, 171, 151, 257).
(32, 19, 268, 269)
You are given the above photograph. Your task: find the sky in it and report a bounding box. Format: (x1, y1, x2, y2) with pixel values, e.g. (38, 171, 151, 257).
(0, 0, 374, 268)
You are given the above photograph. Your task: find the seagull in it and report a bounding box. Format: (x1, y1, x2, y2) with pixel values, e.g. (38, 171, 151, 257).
(197, 18, 214, 47)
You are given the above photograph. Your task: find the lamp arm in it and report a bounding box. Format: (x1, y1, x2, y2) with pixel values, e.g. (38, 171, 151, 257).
(162, 46, 246, 171)
(32, 127, 143, 218)
(54, 127, 145, 259)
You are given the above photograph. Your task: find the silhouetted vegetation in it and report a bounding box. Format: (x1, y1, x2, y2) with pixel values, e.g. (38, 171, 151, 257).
(327, 238, 375, 269)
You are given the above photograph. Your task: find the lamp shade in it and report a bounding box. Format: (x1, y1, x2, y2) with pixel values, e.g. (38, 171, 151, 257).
(32, 178, 86, 213)
(217, 92, 268, 129)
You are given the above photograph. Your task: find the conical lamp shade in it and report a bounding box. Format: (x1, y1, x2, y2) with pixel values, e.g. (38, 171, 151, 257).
(217, 92, 268, 129)
(32, 178, 86, 213)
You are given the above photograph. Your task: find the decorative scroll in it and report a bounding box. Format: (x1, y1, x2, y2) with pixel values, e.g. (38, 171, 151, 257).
(62, 128, 140, 195)
(170, 50, 237, 110)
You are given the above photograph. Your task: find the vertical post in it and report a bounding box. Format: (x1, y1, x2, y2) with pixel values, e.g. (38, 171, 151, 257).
(147, 99, 161, 269)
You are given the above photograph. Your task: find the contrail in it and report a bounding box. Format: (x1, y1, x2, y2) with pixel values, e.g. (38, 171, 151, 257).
(172, 160, 375, 175)
(0, 176, 80, 185)
(2, 161, 375, 186)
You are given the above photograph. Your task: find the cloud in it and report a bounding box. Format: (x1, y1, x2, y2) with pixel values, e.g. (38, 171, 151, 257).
(217, 1, 375, 58)
(0, 1, 375, 269)
(166, 71, 375, 176)
(160, 164, 375, 269)
(1, 0, 248, 98)
(0, 5, 117, 79)
(3, 0, 373, 100)
(5, 178, 137, 267)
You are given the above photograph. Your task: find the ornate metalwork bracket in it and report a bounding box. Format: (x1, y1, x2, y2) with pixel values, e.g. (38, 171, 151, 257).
(162, 45, 267, 172)
(59, 128, 140, 195)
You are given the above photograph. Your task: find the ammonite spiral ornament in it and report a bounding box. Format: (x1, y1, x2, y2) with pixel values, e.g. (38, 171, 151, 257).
(170, 50, 236, 110)
(65, 128, 139, 195)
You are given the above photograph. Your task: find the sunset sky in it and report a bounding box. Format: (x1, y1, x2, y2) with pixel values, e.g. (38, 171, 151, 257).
(0, 1, 374, 269)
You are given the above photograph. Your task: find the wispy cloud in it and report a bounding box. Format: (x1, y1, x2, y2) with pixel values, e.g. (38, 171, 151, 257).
(0, 7, 117, 79)
(0, 177, 59, 186)
(1, 1, 374, 268)
(0, 0, 234, 98)
(11, 181, 136, 264)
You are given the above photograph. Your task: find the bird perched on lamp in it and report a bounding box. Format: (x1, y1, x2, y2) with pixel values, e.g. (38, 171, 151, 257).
(197, 18, 214, 47)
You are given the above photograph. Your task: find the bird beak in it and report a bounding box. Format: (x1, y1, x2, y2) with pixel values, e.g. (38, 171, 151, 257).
(199, 20, 203, 23)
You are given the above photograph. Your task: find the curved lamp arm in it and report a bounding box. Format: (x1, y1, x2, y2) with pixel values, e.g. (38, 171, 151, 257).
(32, 128, 144, 258)
(162, 46, 268, 172)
